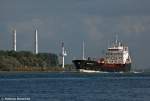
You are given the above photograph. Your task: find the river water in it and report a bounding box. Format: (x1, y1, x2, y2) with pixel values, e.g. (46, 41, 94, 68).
(0, 72, 150, 101)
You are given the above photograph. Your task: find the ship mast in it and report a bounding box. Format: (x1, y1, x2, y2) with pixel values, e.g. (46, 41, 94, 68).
(82, 41, 85, 60)
(115, 33, 118, 45)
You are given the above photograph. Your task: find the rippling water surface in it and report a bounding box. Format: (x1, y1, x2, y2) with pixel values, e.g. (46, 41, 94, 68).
(0, 72, 150, 101)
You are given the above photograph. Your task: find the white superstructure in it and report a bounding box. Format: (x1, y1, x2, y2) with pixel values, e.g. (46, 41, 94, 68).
(104, 41, 131, 64)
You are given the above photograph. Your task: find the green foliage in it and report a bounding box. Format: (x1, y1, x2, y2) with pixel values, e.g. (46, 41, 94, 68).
(0, 50, 59, 71)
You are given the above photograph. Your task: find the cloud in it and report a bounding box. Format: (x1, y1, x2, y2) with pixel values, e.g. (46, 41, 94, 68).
(82, 15, 150, 68)
(84, 16, 104, 41)
(2, 15, 150, 68)
(84, 16, 150, 37)
(1, 0, 150, 68)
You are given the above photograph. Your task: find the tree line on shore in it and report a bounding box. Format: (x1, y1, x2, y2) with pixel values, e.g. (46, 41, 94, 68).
(0, 50, 59, 71)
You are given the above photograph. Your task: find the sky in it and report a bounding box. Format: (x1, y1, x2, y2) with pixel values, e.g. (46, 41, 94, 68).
(0, 0, 150, 69)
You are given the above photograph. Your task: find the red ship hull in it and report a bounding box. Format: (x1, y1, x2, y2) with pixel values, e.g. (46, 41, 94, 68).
(72, 60, 131, 72)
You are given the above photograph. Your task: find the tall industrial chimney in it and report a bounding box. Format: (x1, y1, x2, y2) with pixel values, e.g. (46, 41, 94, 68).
(34, 29, 38, 54)
(12, 29, 16, 51)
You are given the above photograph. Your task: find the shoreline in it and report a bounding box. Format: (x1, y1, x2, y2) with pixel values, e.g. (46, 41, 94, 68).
(0, 66, 76, 73)
(0, 70, 149, 74)
(0, 70, 79, 74)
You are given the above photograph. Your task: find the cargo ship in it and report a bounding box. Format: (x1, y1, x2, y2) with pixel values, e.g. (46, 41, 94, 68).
(72, 38, 131, 72)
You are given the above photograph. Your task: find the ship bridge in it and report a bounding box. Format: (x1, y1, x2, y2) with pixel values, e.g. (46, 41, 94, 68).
(104, 41, 131, 64)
